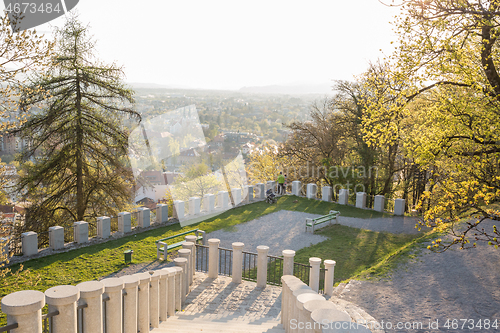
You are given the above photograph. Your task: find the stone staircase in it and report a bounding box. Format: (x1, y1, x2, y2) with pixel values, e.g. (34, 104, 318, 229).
(153, 317, 284, 332)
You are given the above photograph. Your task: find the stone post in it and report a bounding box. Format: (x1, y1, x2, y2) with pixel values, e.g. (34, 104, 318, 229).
(303, 300, 342, 333)
(374, 195, 385, 212)
(185, 235, 197, 279)
(118, 212, 131, 234)
(173, 200, 185, 221)
(180, 243, 194, 286)
(174, 258, 188, 304)
(156, 204, 169, 223)
(189, 197, 201, 215)
(283, 249, 295, 276)
(149, 271, 161, 328)
(356, 192, 367, 209)
(267, 181, 276, 194)
(21, 231, 37, 256)
(309, 257, 321, 293)
(137, 207, 150, 228)
(231, 188, 242, 205)
(256, 245, 269, 288)
(101, 278, 124, 333)
(323, 260, 336, 297)
(121, 275, 139, 333)
(394, 198, 405, 215)
(49, 226, 64, 250)
(202, 194, 215, 213)
(310, 308, 353, 333)
(134, 272, 151, 333)
(156, 270, 169, 322)
(296, 293, 325, 333)
(76, 281, 104, 333)
(217, 191, 229, 209)
(170, 266, 183, 310)
(322, 186, 332, 202)
(208, 238, 220, 278)
(162, 267, 176, 316)
(292, 181, 301, 196)
(338, 189, 349, 205)
(306, 184, 317, 199)
(281, 275, 303, 329)
(45, 285, 79, 333)
(97, 216, 111, 239)
(247, 185, 254, 202)
(1, 290, 45, 333)
(255, 183, 265, 199)
(232, 242, 244, 283)
(291, 287, 317, 333)
(73, 221, 89, 244)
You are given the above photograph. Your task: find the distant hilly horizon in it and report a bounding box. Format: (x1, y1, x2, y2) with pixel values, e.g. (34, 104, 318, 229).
(128, 82, 335, 95)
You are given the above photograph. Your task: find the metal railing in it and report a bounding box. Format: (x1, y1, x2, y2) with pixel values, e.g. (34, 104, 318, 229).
(195, 244, 209, 273)
(218, 247, 232, 276)
(319, 268, 326, 294)
(294, 262, 311, 285)
(0, 322, 18, 332)
(266, 255, 284, 286)
(42, 310, 59, 333)
(242, 250, 258, 282)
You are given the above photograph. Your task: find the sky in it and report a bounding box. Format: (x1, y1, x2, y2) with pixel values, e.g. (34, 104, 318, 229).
(5, 0, 400, 91)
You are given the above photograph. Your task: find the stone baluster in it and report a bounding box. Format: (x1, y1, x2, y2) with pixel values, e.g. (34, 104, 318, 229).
(173, 200, 185, 221)
(97, 216, 111, 239)
(174, 258, 188, 305)
(208, 238, 220, 278)
(296, 294, 325, 333)
(232, 242, 244, 283)
(322, 186, 332, 202)
(356, 192, 367, 209)
(118, 212, 131, 234)
(21, 231, 37, 256)
(101, 277, 124, 333)
(283, 249, 295, 276)
(292, 181, 301, 196)
(180, 245, 193, 286)
(73, 221, 89, 244)
(170, 266, 183, 310)
(156, 203, 169, 223)
(291, 287, 316, 333)
(323, 260, 336, 297)
(309, 257, 321, 293)
(149, 271, 161, 328)
(134, 272, 151, 333)
(338, 189, 349, 205)
(162, 267, 177, 316)
(1, 290, 45, 333)
(49, 226, 64, 250)
(306, 184, 317, 199)
(394, 198, 405, 215)
(156, 270, 169, 322)
(137, 207, 150, 228)
(374, 195, 385, 212)
(256, 245, 269, 288)
(45, 285, 80, 333)
(303, 300, 348, 333)
(76, 281, 104, 333)
(185, 235, 197, 279)
(121, 275, 139, 333)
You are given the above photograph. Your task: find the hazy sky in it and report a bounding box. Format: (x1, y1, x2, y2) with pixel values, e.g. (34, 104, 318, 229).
(8, 0, 400, 90)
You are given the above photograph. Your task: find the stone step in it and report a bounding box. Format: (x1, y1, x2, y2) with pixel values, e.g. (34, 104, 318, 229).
(153, 318, 285, 333)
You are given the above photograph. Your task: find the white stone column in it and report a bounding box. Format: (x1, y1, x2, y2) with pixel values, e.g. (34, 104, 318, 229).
(292, 181, 301, 196)
(356, 192, 367, 209)
(156, 203, 169, 223)
(118, 212, 131, 234)
(394, 198, 405, 215)
(291, 287, 316, 333)
(309, 257, 321, 293)
(283, 250, 295, 276)
(73, 221, 89, 244)
(324, 260, 336, 297)
(97, 216, 111, 239)
(49, 226, 64, 250)
(208, 238, 220, 278)
(101, 277, 124, 333)
(310, 308, 352, 333)
(185, 235, 197, 278)
(202, 194, 215, 213)
(231, 188, 242, 205)
(21, 231, 37, 256)
(338, 189, 349, 205)
(255, 183, 265, 199)
(173, 200, 185, 220)
(296, 293, 325, 333)
(281, 275, 303, 329)
(137, 207, 150, 228)
(76, 281, 104, 333)
(267, 181, 276, 194)
(1, 290, 45, 333)
(150, 271, 161, 328)
(180, 244, 194, 286)
(45, 285, 79, 333)
(256, 245, 269, 288)
(247, 185, 254, 202)
(306, 184, 317, 199)
(303, 300, 341, 333)
(121, 275, 139, 333)
(217, 191, 229, 209)
(232, 242, 244, 284)
(374, 195, 385, 212)
(162, 267, 176, 316)
(322, 186, 332, 202)
(189, 197, 201, 215)
(156, 270, 169, 322)
(134, 272, 151, 333)
(174, 258, 188, 305)
(170, 266, 183, 310)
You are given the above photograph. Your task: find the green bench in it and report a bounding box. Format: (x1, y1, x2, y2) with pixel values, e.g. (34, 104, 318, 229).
(305, 210, 340, 233)
(156, 229, 204, 260)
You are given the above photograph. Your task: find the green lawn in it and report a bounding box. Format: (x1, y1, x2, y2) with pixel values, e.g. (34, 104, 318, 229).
(0, 195, 425, 324)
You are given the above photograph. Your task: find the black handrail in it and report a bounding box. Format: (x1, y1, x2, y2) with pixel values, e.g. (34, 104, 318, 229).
(0, 323, 18, 332)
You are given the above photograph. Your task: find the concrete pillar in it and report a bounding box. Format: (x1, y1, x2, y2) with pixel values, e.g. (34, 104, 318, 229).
(291, 287, 317, 333)
(1, 290, 45, 333)
(170, 266, 183, 310)
(174, 258, 188, 305)
(185, 235, 197, 279)
(296, 293, 325, 333)
(246, 185, 254, 202)
(73, 221, 89, 244)
(162, 267, 176, 316)
(156, 204, 169, 223)
(281, 275, 303, 329)
(21, 231, 37, 256)
(267, 181, 276, 193)
(121, 275, 139, 333)
(173, 200, 185, 221)
(101, 278, 124, 333)
(134, 272, 151, 333)
(180, 244, 194, 286)
(256, 245, 269, 288)
(156, 270, 169, 322)
(310, 308, 353, 333)
(324, 260, 336, 297)
(208, 238, 220, 278)
(394, 198, 405, 215)
(374, 195, 385, 212)
(231, 188, 242, 205)
(76, 281, 104, 333)
(232, 242, 244, 284)
(189, 197, 201, 215)
(118, 212, 131, 234)
(255, 183, 265, 199)
(137, 207, 150, 228)
(322, 186, 332, 202)
(97, 216, 111, 239)
(45, 285, 79, 333)
(292, 181, 301, 196)
(307, 184, 317, 199)
(149, 271, 161, 328)
(309, 257, 321, 293)
(303, 300, 341, 333)
(217, 191, 229, 209)
(202, 194, 215, 213)
(49, 226, 64, 250)
(356, 192, 367, 209)
(338, 189, 349, 205)
(283, 249, 295, 276)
